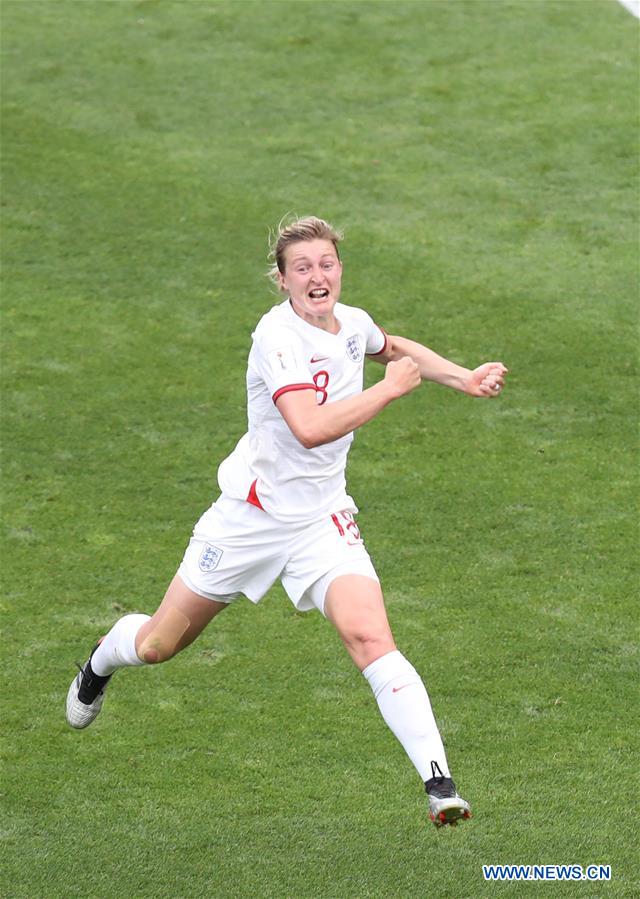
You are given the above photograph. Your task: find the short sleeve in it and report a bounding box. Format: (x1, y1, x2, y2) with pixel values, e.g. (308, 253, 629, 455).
(360, 311, 388, 356)
(251, 325, 316, 404)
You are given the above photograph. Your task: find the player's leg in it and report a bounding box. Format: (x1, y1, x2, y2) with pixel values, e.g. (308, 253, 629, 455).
(67, 495, 286, 730)
(324, 575, 471, 826)
(324, 575, 449, 775)
(66, 575, 229, 729)
(101, 573, 229, 669)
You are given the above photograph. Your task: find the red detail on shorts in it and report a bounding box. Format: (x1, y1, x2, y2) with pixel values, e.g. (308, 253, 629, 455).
(272, 383, 316, 404)
(367, 326, 389, 356)
(331, 513, 346, 537)
(246, 479, 265, 511)
(332, 511, 362, 543)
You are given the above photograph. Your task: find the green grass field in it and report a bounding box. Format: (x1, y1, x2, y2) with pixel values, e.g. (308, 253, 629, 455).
(2, 1, 638, 896)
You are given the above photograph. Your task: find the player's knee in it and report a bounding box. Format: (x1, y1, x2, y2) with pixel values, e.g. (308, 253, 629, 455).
(343, 627, 396, 667)
(136, 608, 191, 665)
(349, 625, 393, 649)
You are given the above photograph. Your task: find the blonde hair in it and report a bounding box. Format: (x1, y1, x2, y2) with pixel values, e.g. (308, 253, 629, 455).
(267, 215, 343, 288)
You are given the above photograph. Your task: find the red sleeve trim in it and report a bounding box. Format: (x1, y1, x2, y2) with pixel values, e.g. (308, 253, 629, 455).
(367, 326, 389, 356)
(272, 383, 316, 404)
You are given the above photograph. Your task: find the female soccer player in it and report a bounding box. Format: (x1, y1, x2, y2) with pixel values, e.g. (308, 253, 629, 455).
(67, 216, 507, 827)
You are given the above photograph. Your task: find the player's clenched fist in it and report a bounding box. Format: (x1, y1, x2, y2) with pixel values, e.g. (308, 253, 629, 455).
(384, 356, 422, 398)
(466, 362, 509, 398)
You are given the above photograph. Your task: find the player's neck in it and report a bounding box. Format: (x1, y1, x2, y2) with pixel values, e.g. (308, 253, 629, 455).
(289, 299, 341, 335)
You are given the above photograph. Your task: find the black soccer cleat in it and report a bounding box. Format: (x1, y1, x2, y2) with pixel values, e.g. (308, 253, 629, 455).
(65, 644, 112, 729)
(425, 763, 471, 827)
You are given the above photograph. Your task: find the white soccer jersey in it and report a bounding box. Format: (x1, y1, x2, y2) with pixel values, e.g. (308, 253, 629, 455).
(217, 298, 387, 523)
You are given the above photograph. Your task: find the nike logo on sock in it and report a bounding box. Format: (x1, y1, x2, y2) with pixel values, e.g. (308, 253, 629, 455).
(392, 683, 414, 693)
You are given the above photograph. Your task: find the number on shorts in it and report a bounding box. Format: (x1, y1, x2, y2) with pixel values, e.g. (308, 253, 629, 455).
(331, 511, 362, 544)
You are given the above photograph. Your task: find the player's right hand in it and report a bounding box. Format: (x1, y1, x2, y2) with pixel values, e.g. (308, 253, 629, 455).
(384, 356, 422, 398)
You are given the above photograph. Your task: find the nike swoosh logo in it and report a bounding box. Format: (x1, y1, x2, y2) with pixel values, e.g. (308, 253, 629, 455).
(392, 683, 414, 693)
(310, 355, 330, 363)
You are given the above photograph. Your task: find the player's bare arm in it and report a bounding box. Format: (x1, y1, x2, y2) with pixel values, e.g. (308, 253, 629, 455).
(370, 334, 508, 398)
(276, 356, 421, 449)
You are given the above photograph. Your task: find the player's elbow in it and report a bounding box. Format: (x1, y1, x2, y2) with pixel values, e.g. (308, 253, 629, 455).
(279, 403, 332, 449)
(287, 418, 329, 449)
(294, 426, 323, 449)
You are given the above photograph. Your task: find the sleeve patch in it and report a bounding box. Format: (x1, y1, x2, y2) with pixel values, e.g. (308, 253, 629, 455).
(268, 346, 297, 374)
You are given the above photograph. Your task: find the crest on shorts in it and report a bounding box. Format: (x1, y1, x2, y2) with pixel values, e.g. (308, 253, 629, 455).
(346, 334, 363, 363)
(199, 543, 223, 572)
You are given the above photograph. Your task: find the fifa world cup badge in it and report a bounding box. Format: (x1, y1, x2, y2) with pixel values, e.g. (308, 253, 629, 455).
(268, 347, 295, 373)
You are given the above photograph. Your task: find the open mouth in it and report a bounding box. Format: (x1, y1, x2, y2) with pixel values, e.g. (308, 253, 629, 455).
(308, 288, 329, 300)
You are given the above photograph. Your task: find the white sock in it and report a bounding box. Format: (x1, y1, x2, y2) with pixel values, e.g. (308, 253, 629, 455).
(90, 613, 150, 676)
(362, 649, 450, 782)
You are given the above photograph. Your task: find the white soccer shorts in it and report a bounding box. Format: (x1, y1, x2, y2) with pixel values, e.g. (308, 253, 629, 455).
(177, 494, 379, 615)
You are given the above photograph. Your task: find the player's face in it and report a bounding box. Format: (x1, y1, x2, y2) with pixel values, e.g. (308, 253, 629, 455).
(279, 239, 342, 326)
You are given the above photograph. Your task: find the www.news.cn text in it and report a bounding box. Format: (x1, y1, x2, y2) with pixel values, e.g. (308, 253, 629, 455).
(482, 864, 611, 882)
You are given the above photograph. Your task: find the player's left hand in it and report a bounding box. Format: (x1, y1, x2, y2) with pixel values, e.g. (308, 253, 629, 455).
(466, 362, 509, 398)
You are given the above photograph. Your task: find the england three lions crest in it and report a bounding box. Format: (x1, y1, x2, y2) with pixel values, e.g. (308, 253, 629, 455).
(199, 543, 223, 572)
(346, 335, 363, 363)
